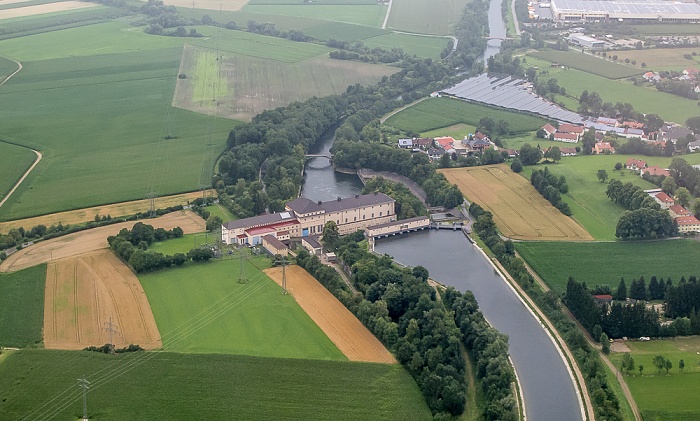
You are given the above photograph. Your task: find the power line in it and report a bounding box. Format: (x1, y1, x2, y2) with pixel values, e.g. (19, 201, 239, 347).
(102, 317, 120, 354)
(77, 376, 89, 421)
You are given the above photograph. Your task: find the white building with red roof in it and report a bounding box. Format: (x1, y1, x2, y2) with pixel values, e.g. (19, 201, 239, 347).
(643, 166, 671, 178)
(541, 123, 557, 137)
(553, 132, 579, 143)
(676, 215, 700, 233)
(625, 158, 647, 171)
(593, 142, 615, 154)
(669, 205, 691, 218)
(653, 191, 675, 209)
(434, 136, 455, 149)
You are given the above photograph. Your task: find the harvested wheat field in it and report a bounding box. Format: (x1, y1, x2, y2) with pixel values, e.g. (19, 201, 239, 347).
(0, 190, 213, 232)
(0, 1, 97, 20)
(0, 211, 205, 273)
(265, 266, 396, 364)
(44, 249, 161, 350)
(441, 164, 593, 241)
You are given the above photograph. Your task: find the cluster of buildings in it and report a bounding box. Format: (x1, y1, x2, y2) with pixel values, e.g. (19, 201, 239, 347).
(646, 188, 700, 233)
(398, 134, 518, 161)
(541, 121, 617, 153)
(624, 158, 670, 178)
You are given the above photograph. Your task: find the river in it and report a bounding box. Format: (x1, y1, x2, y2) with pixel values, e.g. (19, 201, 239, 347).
(483, 0, 507, 62)
(375, 230, 583, 421)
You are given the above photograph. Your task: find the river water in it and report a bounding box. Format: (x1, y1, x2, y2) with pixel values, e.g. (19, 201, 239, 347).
(483, 0, 507, 62)
(375, 231, 583, 421)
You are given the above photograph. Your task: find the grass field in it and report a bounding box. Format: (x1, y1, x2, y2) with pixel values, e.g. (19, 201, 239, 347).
(630, 24, 700, 35)
(0, 141, 35, 200)
(609, 337, 700, 421)
(520, 154, 700, 239)
(0, 55, 19, 80)
(242, 4, 387, 27)
(0, 264, 45, 348)
(501, 132, 570, 152)
(363, 32, 449, 60)
(441, 164, 593, 241)
(529, 50, 644, 79)
(175, 45, 396, 120)
(530, 58, 700, 124)
(148, 233, 208, 255)
(421, 123, 476, 139)
(385, 97, 547, 134)
(204, 202, 234, 221)
(0, 350, 432, 420)
(612, 47, 700, 71)
(386, 0, 471, 35)
(139, 257, 345, 359)
(515, 240, 700, 293)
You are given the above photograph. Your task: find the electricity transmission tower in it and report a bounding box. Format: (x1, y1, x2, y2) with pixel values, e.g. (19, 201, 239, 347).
(145, 192, 159, 217)
(275, 257, 289, 294)
(102, 317, 120, 355)
(78, 376, 90, 421)
(237, 251, 247, 284)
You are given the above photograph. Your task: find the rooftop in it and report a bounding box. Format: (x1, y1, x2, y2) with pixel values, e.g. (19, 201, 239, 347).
(223, 211, 296, 230)
(286, 193, 394, 215)
(262, 234, 287, 250)
(367, 216, 429, 230)
(676, 216, 700, 226)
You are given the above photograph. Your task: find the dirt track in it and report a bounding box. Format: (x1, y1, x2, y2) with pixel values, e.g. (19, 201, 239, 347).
(0, 211, 205, 273)
(265, 266, 396, 364)
(441, 164, 593, 241)
(44, 249, 162, 350)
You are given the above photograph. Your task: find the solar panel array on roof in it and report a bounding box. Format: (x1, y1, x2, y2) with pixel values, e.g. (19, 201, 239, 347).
(552, 0, 700, 16)
(442, 75, 584, 124)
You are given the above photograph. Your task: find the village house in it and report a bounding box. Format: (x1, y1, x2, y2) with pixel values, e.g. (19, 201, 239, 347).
(428, 147, 445, 160)
(625, 158, 647, 171)
(687, 140, 700, 153)
(397, 138, 413, 149)
(557, 123, 585, 140)
(643, 166, 671, 178)
(434, 136, 455, 149)
(541, 123, 557, 137)
(660, 125, 694, 144)
(593, 142, 615, 154)
(596, 117, 618, 127)
(560, 147, 577, 156)
(464, 137, 492, 151)
(643, 71, 661, 83)
(413, 138, 433, 150)
(553, 132, 579, 143)
(653, 191, 675, 209)
(669, 204, 691, 218)
(622, 121, 645, 130)
(676, 215, 700, 234)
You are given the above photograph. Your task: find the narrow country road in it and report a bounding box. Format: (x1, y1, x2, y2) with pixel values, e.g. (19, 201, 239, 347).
(380, 97, 427, 124)
(510, 0, 521, 35)
(0, 56, 21, 86)
(0, 146, 42, 210)
(381, 0, 393, 29)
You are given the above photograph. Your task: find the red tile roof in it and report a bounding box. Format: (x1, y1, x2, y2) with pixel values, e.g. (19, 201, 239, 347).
(655, 191, 674, 204)
(625, 158, 646, 168)
(675, 216, 700, 226)
(558, 123, 585, 134)
(644, 166, 671, 177)
(669, 205, 690, 216)
(554, 133, 578, 140)
(542, 123, 557, 133)
(435, 137, 455, 147)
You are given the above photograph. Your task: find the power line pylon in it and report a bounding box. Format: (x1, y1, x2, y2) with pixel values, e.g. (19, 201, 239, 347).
(78, 376, 90, 421)
(275, 256, 288, 294)
(102, 317, 120, 355)
(145, 192, 158, 217)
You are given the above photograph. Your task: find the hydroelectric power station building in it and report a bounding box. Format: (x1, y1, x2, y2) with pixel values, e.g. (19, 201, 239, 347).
(221, 193, 396, 246)
(550, 0, 700, 23)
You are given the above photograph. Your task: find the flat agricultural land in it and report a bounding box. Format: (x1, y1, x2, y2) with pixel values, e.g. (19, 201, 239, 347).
(265, 265, 396, 364)
(174, 45, 396, 121)
(441, 164, 593, 241)
(0, 211, 205, 273)
(139, 257, 345, 359)
(386, 0, 471, 35)
(363, 32, 449, 60)
(0, 55, 19, 81)
(0, 142, 35, 201)
(162, 0, 249, 11)
(384, 97, 547, 134)
(242, 3, 387, 27)
(0, 190, 212, 232)
(612, 47, 700, 71)
(529, 50, 644, 79)
(0, 350, 431, 420)
(630, 24, 700, 35)
(421, 123, 476, 140)
(44, 249, 162, 350)
(608, 337, 700, 421)
(0, 1, 98, 20)
(515, 240, 700, 293)
(0, 264, 45, 347)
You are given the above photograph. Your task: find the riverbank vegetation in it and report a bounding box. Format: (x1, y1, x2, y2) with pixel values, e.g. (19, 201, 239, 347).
(361, 177, 428, 219)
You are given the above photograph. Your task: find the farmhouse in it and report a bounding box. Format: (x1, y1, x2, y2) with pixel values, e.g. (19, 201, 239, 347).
(669, 205, 691, 218)
(558, 123, 585, 137)
(675, 216, 700, 234)
(625, 158, 647, 171)
(560, 147, 577, 156)
(643, 166, 671, 178)
(596, 117, 618, 127)
(435, 136, 455, 149)
(660, 125, 695, 144)
(221, 193, 396, 245)
(653, 191, 675, 209)
(593, 142, 615, 154)
(541, 123, 557, 137)
(553, 132, 579, 143)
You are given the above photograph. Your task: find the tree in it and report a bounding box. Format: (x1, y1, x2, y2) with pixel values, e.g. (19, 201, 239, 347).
(439, 152, 451, 168)
(519, 144, 542, 165)
(615, 278, 627, 300)
(662, 176, 678, 195)
(686, 116, 700, 133)
(664, 359, 672, 374)
(693, 201, 700, 217)
(621, 353, 634, 373)
(597, 169, 609, 183)
(321, 221, 340, 249)
(601, 332, 610, 354)
(510, 159, 523, 173)
(544, 146, 561, 162)
(679, 359, 685, 372)
(653, 355, 666, 373)
(675, 187, 691, 208)
(639, 364, 644, 375)
(206, 215, 223, 232)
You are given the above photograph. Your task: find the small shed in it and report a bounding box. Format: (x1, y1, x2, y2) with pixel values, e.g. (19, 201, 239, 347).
(325, 252, 337, 263)
(301, 236, 323, 256)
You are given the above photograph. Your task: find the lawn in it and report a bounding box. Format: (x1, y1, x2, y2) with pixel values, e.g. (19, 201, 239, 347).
(0, 141, 35, 200)
(205, 202, 234, 221)
(421, 123, 476, 139)
(501, 132, 572, 151)
(612, 47, 700, 72)
(0, 264, 45, 348)
(363, 32, 449, 60)
(531, 60, 700, 124)
(529, 50, 644, 79)
(148, 233, 207, 255)
(515, 240, 700, 293)
(0, 350, 431, 420)
(608, 337, 700, 421)
(386, 0, 471, 35)
(242, 4, 387, 27)
(385, 97, 547, 134)
(139, 257, 345, 359)
(630, 24, 700, 35)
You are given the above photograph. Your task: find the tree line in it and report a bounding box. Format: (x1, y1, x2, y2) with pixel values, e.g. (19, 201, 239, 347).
(605, 179, 676, 239)
(361, 177, 428, 220)
(530, 167, 572, 215)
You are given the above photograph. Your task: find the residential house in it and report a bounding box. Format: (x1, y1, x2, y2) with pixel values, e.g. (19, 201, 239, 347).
(428, 147, 446, 160)
(622, 121, 645, 130)
(593, 294, 613, 309)
(435, 136, 455, 149)
(413, 138, 433, 150)
(553, 132, 579, 143)
(504, 148, 519, 158)
(676, 215, 700, 234)
(669, 205, 691, 218)
(557, 123, 585, 140)
(594, 142, 615, 154)
(541, 123, 557, 137)
(560, 147, 577, 156)
(398, 138, 413, 149)
(660, 125, 693, 144)
(465, 138, 492, 151)
(653, 191, 675, 209)
(687, 140, 700, 153)
(643, 166, 671, 178)
(642, 71, 661, 82)
(625, 158, 647, 171)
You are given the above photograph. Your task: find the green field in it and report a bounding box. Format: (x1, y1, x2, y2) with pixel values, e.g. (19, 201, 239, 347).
(0, 55, 19, 80)
(421, 123, 476, 139)
(515, 240, 700, 293)
(205, 202, 234, 221)
(139, 257, 345, 359)
(148, 233, 206, 255)
(386, 0, 471, 35)
(303, 20, 387, 41)
(0, 264, 46, 348)
(529, 50, 644, 79)
(501, 132, 573, 152)
(0, 350, 431, 420)
(190, 49, 228, 105)
(520, 154, 700, 239)
(363, 32, 449, 60)
(0, 142, 35, 200)
(531, 59, 699, 124)
(385, 97, 548, 134)
(609, 337, 700, 421)
(242, 4, 387, 27)
(630, 24, 700, 35)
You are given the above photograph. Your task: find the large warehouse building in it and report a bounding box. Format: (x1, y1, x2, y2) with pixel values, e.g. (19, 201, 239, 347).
(550, 0, 700, 23)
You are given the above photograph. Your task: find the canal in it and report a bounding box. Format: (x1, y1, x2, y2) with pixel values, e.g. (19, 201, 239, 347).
(375, 230, 583, 421)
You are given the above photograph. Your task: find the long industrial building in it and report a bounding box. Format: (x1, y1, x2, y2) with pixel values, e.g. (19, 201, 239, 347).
(551, 0, 700, 23)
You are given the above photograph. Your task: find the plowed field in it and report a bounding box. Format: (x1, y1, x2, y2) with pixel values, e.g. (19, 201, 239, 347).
(441, 164, 593, 241)
(0, 211, 205, 272)
(44, 249, 161, 350)
(264, 266, 396, 364)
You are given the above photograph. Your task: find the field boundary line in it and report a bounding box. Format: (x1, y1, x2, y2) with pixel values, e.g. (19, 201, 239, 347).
(0, 141, 42, 210)
(380, 96, 427, 124)
(0, 55, 21, 86)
